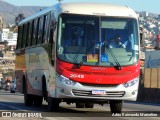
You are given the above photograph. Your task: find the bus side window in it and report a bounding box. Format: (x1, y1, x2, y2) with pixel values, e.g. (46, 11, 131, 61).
(28, 21, 32, 46)
(49, 11, 56, 43)
(23, 24, 28, 48)
(37, 16, 44, 44)
(17, 26, 22, 49)
(41, 15, 46, 43)
(25, 22, 30, 47)
(43, 13, 50, 43)
(30, 20, 34, 46)
(21, 24, 24, 48)
(32, 19, 37, 45)
(35, 18, 40, 45)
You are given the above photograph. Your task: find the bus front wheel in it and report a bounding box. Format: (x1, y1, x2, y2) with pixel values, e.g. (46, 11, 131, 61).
(48, 97, 60, 111)
(110, 100, 123, 113)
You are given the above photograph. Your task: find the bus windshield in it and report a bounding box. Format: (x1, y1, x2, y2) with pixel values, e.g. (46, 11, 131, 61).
(57, 14, 139, 67)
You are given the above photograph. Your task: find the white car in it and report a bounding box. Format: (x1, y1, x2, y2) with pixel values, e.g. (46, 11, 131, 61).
(10, 79, 16, 93)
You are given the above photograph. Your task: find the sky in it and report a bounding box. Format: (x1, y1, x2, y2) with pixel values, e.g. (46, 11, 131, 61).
(2, 0, 160, 14)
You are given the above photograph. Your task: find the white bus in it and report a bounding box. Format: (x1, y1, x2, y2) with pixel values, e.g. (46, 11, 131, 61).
(15, 2, 140, 113)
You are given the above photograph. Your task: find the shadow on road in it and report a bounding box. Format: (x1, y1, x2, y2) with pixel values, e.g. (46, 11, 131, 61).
(0, 101, 112, 117)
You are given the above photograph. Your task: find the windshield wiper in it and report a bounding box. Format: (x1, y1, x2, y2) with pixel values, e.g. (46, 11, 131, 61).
(72, 41, 96, 69)
(72, 61, 83, 69)
(72, 52, 82, 69)
(105, 45, 121, 70)
(72, 43, 122, 70)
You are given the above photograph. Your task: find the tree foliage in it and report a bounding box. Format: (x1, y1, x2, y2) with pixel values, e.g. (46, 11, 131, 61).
(15, 14, 25, 26)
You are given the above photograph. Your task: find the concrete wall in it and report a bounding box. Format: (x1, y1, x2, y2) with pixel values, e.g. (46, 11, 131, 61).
(137, 68, 160, 103)
(143, 68, 160, 88)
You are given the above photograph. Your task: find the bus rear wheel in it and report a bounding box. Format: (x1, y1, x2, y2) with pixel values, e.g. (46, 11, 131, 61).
(24, 81, 33, 106)
(48, 97, 60, 111)
(110, 100, 123, 113)
(24, 92, 34, 106)
(33, 95, 43, 106)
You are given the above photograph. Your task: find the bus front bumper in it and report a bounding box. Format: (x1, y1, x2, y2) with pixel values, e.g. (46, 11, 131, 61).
(53, 75, 139, 102)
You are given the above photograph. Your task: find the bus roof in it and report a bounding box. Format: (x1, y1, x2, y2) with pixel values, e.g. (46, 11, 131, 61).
(19, 2, 138, 25)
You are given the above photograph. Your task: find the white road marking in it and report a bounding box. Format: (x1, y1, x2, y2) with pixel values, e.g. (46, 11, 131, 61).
(0, 102, 24, 111)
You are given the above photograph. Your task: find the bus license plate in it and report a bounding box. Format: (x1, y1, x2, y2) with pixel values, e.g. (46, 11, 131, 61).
(92, 90, 106, 95)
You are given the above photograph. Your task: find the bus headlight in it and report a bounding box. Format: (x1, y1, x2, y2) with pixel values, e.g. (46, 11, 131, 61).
(58, 75, 76, 86)
(123, 78, 139, 88)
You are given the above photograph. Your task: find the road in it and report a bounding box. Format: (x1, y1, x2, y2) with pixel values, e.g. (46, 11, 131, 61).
(0, 90, 160, 120)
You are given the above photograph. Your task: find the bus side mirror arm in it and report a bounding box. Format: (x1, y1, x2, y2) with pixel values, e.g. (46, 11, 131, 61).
(49, 28, 54, 43)
(51, 59, 54, 66)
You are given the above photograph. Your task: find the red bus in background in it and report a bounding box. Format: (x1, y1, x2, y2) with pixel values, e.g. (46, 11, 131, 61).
(15, 3, 140, 113)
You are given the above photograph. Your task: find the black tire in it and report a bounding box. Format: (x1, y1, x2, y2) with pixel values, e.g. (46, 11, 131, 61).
(33, 95, 43, 106)
(48, 97, 60, 112)
(42, 77, 47, 101)
(24, 92, 34, 106)
(110, 100, 123, 113)
(23, 79, 33, 106)
(85, 103, 94, 108)
(76, 103, 85, 108)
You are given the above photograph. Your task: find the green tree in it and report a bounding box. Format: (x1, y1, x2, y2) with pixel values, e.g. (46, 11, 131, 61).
(15, 14, 25, 26)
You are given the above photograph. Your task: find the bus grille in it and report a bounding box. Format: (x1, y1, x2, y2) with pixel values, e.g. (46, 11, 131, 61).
(80, 83, 118, 87)
(72, 89, 125, 97)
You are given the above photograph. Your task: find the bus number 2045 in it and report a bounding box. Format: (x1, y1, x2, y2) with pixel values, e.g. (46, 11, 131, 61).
(70, 74, 84, 78)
